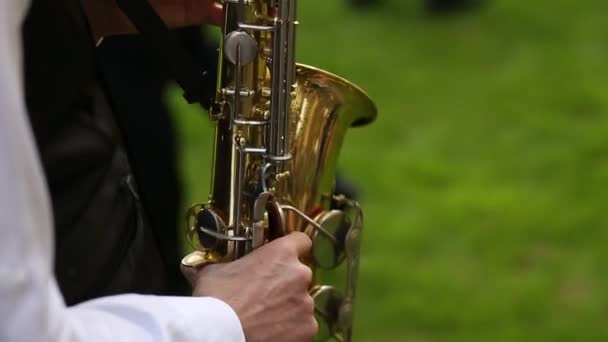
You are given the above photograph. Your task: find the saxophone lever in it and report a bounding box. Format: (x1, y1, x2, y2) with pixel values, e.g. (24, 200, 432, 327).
(337, 198, 363, 341)
(307, 197, 363, 341)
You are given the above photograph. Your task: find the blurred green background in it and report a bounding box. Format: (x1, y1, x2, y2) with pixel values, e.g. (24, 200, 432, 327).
(169, 0, 608, 340)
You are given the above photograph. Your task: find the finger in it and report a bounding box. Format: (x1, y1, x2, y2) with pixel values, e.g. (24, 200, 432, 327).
(180, 251, 211, 285)
(283, 231, 313, 258)
(181, 0, 224, 27)
(207, 1, 225, 26)
(180, 263, 199, 286)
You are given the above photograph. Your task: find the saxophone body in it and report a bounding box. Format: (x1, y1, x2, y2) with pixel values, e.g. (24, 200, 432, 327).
(182, 0, 377, 340)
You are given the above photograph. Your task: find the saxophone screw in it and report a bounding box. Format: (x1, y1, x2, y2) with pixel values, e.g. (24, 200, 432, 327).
(275, 171, 290, 182)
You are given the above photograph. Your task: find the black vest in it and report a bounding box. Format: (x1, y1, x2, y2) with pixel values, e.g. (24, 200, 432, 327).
(22, 0, 169, 305)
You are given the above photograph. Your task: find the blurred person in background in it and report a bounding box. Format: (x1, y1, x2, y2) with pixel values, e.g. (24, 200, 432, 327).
(426, 0, 483, 13)
(348, 0, 483, 13)
(0, 0, 318, 340)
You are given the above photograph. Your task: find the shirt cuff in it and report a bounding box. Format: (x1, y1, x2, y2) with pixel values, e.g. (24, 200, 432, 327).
(72, 293, 246, 342)
(170, 297, 245, 342)
(158, 296, 246, 342)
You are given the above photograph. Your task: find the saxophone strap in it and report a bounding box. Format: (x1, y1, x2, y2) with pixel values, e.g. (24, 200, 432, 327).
(115, 0, 213, 106)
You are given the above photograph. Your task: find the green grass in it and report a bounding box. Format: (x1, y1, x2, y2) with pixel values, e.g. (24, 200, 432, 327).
(169, 0, 608, 340)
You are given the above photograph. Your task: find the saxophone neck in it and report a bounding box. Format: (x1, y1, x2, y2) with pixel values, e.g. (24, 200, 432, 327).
(220, 0, 298, 159)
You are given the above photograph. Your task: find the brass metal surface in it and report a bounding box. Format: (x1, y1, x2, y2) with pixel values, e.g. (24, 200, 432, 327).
(181, 0, 377, 340)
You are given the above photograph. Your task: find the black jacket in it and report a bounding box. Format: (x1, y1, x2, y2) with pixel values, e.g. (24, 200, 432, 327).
(22, 0, 169, 305)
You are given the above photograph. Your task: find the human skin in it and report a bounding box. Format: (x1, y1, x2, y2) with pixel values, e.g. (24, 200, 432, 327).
(183, 232, 319, 342)
(80, 0, 224, 39)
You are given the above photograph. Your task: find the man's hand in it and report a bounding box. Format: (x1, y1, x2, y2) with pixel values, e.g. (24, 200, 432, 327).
(182, 232, 318, 342)
(80, 0, 224, 39)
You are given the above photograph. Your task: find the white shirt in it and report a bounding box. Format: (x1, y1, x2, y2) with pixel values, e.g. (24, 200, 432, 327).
(0, 0, 245, 341)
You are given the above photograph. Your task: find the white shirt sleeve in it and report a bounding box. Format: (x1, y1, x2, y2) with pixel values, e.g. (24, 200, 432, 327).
(0, 0, 245, 341)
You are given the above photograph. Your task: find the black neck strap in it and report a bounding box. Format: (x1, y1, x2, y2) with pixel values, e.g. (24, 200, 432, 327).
(116, 0, 214, 106)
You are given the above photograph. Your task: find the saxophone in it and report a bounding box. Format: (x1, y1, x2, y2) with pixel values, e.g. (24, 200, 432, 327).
(181, 1, 377, 340)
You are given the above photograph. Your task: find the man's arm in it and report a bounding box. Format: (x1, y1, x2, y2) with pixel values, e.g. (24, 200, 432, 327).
(1, 1, 317, 341)
(0, 0, 243, 340)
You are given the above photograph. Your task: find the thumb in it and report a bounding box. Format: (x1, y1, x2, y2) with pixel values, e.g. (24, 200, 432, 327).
(207, 1, 224, 26)
(181, 0, 224, 27)
(180, 251, 210, 286)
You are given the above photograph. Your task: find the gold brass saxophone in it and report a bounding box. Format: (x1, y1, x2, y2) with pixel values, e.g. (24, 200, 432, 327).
(181, 0, 377, 340)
